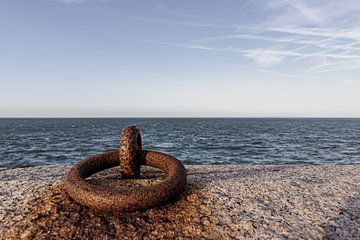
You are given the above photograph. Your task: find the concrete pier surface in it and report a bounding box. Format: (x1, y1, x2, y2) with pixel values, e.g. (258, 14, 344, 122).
(1, 164, 360, 239)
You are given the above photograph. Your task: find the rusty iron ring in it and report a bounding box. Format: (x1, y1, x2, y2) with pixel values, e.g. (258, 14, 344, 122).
(119, 126, 142, 178)
(64, 150, 187, 212)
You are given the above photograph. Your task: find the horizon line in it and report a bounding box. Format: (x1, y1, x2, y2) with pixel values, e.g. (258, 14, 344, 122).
(1, 116, 360, 119)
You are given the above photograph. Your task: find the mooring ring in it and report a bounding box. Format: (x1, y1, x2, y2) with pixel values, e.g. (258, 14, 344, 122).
(119, 126, 142, 178)
(65, 150, 187, 212)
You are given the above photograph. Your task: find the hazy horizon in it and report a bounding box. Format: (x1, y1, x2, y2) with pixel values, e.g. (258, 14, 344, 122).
(1, 0, 360, 117)
(1, 116, 360, 119)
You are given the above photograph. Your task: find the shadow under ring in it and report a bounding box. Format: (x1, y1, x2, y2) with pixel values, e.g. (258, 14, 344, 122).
(65, 150, 187, 212)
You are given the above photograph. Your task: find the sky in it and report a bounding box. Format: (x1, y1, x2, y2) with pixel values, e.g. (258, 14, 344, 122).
(1, 0, 360, 117)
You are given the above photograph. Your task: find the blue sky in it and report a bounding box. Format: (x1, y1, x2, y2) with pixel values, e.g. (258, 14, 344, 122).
(1, 0, 360, 117)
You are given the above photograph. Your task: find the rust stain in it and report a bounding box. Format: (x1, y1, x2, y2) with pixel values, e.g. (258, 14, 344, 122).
(4, 167, 220, 239)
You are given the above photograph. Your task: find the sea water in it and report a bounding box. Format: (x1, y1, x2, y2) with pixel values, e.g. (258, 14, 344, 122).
(0, 118, 359, 168)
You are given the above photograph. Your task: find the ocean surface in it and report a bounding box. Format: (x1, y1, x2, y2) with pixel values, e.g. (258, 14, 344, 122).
(0, 118, 360, 168)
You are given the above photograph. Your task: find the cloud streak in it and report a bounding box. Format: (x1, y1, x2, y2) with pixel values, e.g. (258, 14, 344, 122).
(138, 18, 240, 30)
(143, 0, 360, 78)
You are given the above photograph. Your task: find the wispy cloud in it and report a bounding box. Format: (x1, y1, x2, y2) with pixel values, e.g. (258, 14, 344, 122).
(143, 0, 360, 78)
(237, 0, 254, 13)
(138, 17, 240, 30)
(243, 50, 285, 66)
(266, 0, 326, 25)
(160, 42, 224, 52)
(283, 0, 325, 23)
(270, 26, 360, 41)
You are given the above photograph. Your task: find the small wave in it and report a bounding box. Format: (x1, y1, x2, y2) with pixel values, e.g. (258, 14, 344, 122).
(2, 118, 360, 167)
(153, 142, 178, 148)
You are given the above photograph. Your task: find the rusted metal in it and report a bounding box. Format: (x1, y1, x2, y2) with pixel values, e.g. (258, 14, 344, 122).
(64, 126, 187, 212)
(119, 126, 142, 178)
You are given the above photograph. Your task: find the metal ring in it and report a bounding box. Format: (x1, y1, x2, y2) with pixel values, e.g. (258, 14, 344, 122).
(119, 126, 142, 178)
(65, 150, 187, 212)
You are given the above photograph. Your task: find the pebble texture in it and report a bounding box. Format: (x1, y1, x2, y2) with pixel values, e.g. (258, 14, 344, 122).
(1, 164, 360, 239)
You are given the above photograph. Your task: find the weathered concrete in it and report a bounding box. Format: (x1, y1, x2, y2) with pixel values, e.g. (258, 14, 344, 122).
(1, 164, 360, 239)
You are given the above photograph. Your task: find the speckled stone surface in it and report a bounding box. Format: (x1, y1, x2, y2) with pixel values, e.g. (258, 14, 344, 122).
(1, 164, 360, 239)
